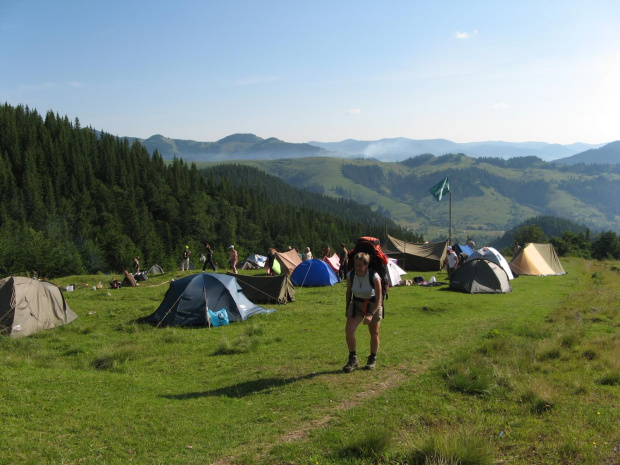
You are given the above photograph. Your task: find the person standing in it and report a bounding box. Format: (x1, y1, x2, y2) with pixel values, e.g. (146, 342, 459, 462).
(181, 246, 191, 271)
(343, 252, 383, 372)
(445, 246, 459, 279)
(202, 243, 217, 272)
(266, 248, 277, 275)
(338, 243, 348, 281)
(228, 245, 238, 274)
(133, 256, 140, 274)
(302, 247, 313, 261)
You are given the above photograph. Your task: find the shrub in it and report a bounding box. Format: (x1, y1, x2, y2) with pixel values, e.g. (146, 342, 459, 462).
(339, 427, 393, 460)
(404, 433, 493, 465)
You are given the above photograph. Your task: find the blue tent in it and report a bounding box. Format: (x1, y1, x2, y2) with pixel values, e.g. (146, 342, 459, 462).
(290, 259, 339, 287)
(453, 243, 475, 257)
(146, 273, 272, 326)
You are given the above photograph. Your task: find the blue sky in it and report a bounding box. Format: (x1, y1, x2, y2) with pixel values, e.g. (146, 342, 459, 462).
(2, 1, 619, 145)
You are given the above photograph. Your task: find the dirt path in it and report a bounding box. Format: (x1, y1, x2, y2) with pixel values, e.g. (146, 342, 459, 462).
(210, 363, 424, 465)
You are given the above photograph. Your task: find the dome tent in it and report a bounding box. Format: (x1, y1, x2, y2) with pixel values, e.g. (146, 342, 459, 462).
(465, 246, 514, 280)
(146, 273, 272, 327)
(0, 277, 78, 337)
(449, 259, 512, 294)
(291, 259, 339, 287)
(510, 243, 566, 276)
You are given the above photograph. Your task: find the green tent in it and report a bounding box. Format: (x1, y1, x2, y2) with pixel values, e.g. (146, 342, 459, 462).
(227, 273, 295, 304)
(382, 235, 448, 271)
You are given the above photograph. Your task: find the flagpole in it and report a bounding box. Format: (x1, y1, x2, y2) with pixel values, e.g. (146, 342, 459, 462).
(449, 191, 452, 245)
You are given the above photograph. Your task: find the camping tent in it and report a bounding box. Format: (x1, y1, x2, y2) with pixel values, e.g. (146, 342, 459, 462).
(178, 261, 196, 271)
(290, 259, 339, 287)
(453, 243, 475, 258)
(449, 259, 512, 294)
(465, 247, 514, 280)
(510, 243, 566, 276)
(274, 249, 302, 275)
(383, 235, 448, 271)
(227, 272, 295, 304)
(323, 253, 341, 274)
(0, 277, 78, 337)
(145, 273, 271, 326)
(146, 264, 164, 275)
(240, 254, 267, 270)
(387, 258, 407, 286)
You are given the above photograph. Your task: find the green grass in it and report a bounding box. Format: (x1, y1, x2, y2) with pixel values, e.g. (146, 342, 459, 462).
(1, 258, 619, 464)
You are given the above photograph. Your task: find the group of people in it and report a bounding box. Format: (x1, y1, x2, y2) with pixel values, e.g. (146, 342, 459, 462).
(180, 243, 237, 273)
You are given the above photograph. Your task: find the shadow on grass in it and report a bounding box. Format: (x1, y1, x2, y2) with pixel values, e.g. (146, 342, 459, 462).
(161, 369, 342, 399)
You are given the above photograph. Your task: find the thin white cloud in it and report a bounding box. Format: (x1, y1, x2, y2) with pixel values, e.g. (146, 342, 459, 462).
(454, 30, 478, 39)
(235, 75, 280, 86)
(18, 81, 55, 92)
(68, 81, 85, 88)
(347, 108, 361, 115)
(493, 102, 508, 109)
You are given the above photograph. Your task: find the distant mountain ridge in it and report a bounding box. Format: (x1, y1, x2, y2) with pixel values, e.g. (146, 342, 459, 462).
(555, 140, 620, 165)
(133, 132, 617, 164)
(307, 138, 609, 162)
(139, 133, 333, 161)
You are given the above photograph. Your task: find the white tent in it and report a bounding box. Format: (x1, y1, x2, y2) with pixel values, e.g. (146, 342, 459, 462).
(466, 247, 514, 280)
(241, 254, 268, 270)
(387, 258, 407, 286)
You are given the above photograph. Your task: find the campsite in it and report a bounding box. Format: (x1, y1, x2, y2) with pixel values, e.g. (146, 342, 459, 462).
(1, 257, 618, 464)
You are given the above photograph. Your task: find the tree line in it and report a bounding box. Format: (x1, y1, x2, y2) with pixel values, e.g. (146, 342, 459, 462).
(0, 103, 418, 278)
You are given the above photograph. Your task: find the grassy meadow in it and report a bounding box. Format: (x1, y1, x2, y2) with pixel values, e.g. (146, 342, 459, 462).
(1, 258, 619, 464)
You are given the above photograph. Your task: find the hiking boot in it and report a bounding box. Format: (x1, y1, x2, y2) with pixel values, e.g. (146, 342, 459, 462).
(364, 354, 377, 370)
(343, 354, 359, 373)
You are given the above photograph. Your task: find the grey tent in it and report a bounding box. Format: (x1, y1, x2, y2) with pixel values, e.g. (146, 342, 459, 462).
(466, 247, 514, 280)
(449, 259, 512, 294)
(178, 261, 196, 271)
(0, 277, 78, 337)
(227, 272, 295, 304)
(146, 273, 272, 327)
(383, 235, 448, 271)
(146, 264, 164, 275)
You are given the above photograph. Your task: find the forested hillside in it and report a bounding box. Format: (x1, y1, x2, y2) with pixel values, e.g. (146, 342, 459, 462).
(0, 104, 415, 278)
(234, 153, 620, 244)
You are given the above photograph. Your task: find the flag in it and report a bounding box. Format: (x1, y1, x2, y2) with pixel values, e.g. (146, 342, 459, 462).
(429, 177, 450, 201)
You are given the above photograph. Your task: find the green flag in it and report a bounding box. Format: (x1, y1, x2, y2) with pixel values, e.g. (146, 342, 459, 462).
(429, 177, 450, 201)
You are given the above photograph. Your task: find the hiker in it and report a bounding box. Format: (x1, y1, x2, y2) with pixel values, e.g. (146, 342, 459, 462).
(182, 246, 191, 271)
(202, 243, 217, 272)
(467, 237, 476, 249)
(445, 246, 459, 279)
(343, 252, 382, 372)
(338, 243, 348, 281)
(302, 247, 313, 261)
(133, 256, 140, 274)
(228, 245, 238, 274)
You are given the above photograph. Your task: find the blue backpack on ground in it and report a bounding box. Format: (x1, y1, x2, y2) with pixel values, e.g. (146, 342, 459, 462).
(208, 308, 229, 327)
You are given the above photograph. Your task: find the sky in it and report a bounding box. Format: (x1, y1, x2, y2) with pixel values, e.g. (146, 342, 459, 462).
(2, 1, 619, 145)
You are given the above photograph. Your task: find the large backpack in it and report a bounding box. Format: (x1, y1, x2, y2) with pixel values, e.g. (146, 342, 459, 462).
(347, 236, 390, 315)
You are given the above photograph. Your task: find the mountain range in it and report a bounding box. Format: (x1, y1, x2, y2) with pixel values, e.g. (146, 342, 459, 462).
(137, 133, 619, 164)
